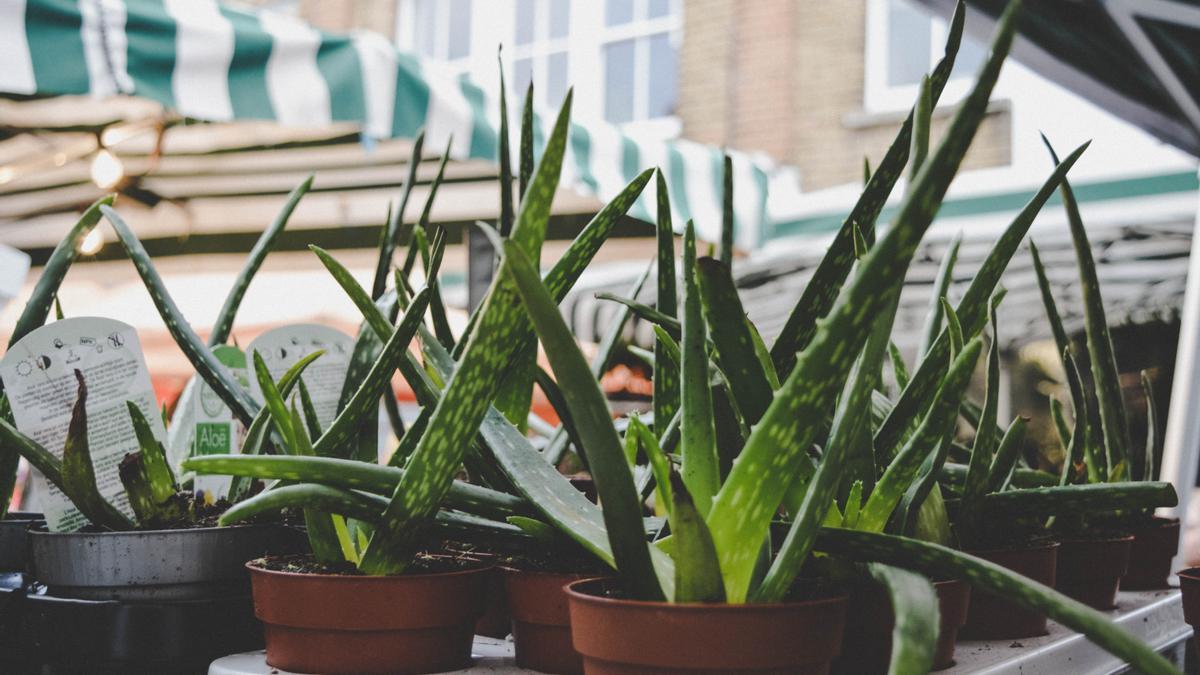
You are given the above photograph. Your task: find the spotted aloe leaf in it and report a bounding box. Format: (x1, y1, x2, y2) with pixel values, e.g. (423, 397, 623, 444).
(0, 417, 63, 490)
(669, 471, 725, 602)
(875, 141, 1088, 460)
(498, 58, 515, 237)
(959, 301, 1003, 546)
(1043, 136, 1131, 475)
(719, 155, 734, 267)
(654, 170, 680, 437)
(210, 176, 312, 346)
(357, 93, 576, 575)
(868, 563, 939, 675)
(709, 0, 1022, 603)
(504, 239, 665, 600)
(986, 417, 1028, 493)
(120, 402, 186, 527)
(375, 130, 425, 298)
(680, 223, 719, 515)
(62, 371, 134, 531)
(697, 257, 773, 426)
(103, 206, 259, 426)
(768, 0, 966, 378)
(980, 481, 1176, 520)
(815, 528, 1179, 675)
(918, 232, 962, 359)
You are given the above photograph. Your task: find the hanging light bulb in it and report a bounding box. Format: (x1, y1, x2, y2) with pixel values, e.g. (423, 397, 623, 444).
(90, 149, 125, 190)
(78, 229, 103, 255)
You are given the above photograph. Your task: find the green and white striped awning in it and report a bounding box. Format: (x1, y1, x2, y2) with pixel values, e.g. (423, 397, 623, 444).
(1, 0, 775, 248)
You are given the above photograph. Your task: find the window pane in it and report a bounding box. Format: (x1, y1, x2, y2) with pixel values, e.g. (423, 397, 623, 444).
(606, 0, 634, 26)
(515, 0, 535, 45)
(549, 0, 571, 39)
(415, 0, 438, 57)
(648, 0, 671, 19)
(547, 51, 568, 106)
(514, 57, 534, 100)
(447, 0, 472, 60)
(949, 34, 986, 80)
(886, 0, 931, 86)
(604, 39, 635, 124)
(647, 33, 676, 118)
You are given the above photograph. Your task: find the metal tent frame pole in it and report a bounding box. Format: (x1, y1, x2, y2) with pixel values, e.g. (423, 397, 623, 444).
(1158, 182, 1200, 570)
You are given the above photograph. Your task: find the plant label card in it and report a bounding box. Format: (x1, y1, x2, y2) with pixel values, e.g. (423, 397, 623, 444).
(168, 345, 248, 504)
(0, 317, 164, 532)
(246, 324, 353, 431)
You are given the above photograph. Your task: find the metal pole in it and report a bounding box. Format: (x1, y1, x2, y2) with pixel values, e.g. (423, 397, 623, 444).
(1158, 183, 1200, 571)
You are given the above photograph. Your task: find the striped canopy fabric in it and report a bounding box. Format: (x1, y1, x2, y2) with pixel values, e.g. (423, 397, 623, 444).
(0, 0, 776, 248)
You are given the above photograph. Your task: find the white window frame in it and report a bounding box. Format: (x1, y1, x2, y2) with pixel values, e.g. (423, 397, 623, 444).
(394, 0, 683, 140)
(509, 0, 575, 110)
(863, 0, 977, 113)
(395, 0, 483, 74)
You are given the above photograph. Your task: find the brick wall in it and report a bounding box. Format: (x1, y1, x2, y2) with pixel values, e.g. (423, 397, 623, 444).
(678, 0, 1012, 190)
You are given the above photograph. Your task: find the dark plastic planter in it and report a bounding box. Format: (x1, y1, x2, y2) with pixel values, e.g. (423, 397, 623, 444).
(833, 578, 970, 673)
(566, 578, 847, 674)
(0, 512, 42, 572)
(961, 542, 1058, 639)
(1178, 568, 1200, 629)
(504, 568, 592, 674)
(1122, 517, 1180, 590)
(1055, 535, 1133, 610)
(249, 562, 489, 675)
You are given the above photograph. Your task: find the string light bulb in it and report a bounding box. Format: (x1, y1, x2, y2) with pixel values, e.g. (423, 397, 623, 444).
(90, 149, 125, 190)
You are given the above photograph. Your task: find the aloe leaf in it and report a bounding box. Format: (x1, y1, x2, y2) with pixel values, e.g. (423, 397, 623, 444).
(680, 224, 720, 514)
(123, 402, 182, 520)
(596, 293, 681, 336)
(697, 257, 773, 426)
(1044, 136, 1131, 475)
(519, 82, 534, 199)
(296, 379, 322, 440)
(283, 403, 345, 563)
(654, 170, 681, 436)
(815, 528, 1179, 675)
(103, 206, 258, 426)
(909, 76, 932, 184)
(210, 176, 312, 345)
(311, 289, 432, 459)
(9, 195, 114, 348)
(768, 0, 966, 377)
(1050, 395, 1072, 456)
(981, 481, 1176, 520)
(888, 341, 910, 391)
(755, 303, 891, 602)
(868, 562, 938, 675)
(417, 145, 457, 351)
(0, 418, 64, 489)
(185, 454, 526, 518)
(53, 295, 65, 320)
(504, 240, 664, 600)
(919, 233, 962, 358)
(720, 155, 734, 267)
(843, 481, 864, 527)
(669, 471, 725, 602)
(252, 352, 302, 454)
(1141, 370, 1159, 481)
(401, 225, 425, 279)
(875, 142, 1089, 458)
(358, 93, 576, 574)
(959, 302, 1002, 541)
(498, 58, 515, 237)
(860, 339, 982, 533)
(941, 462, 1057, 488)
(629, 415, 673, 517)
(221, 483, 386, 526)
(61, 371, 134, 530)
(986, 417, 1028, 492)
(712, 0, 1020, 603)
(375, 130, 425, 298)
(940, 298, 963, 357)
(896, 438, 952, 537)
(1029, 241, 1086, 425)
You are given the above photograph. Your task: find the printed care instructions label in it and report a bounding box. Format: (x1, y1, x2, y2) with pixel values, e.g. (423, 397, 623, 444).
(167, 345, 247, 503)
(246, 324, 353, 431)
(0, 317, 165, 532)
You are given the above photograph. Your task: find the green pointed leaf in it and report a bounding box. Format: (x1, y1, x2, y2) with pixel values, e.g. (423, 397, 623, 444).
(868, 563, 938, 675)
(61, 371, 134, 530)
(981, 481, 1176, 520)
(669, 472, 725, 602)
(375, 130, 425, 298)
(888, 341, 910, 391)
(681, 224, 719, 514)
(909, 76, 932, 184)
(918, 232, 962, 358)
(655, 169, 681, 436)
(697, 257, 774, 427)
(720, 154, 734, 267)
(498, 57, 515, 237)
(986, 417, 1028, 493)
(211, 176, 312, 345)
(519, 82, 535, 199)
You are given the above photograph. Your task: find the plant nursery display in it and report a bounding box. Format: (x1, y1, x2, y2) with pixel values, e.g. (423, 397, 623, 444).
(0, 0, 1194, 674)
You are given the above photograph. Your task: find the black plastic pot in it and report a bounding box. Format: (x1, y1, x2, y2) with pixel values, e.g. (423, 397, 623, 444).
(0, 512, 43, 573)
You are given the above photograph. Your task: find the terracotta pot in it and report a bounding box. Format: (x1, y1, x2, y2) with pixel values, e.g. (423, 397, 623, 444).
(1055, 535, 1133, 610)
(833, 578, 970, 673)
(504, 568, 591, 674)
(1122, 517, 1180, 590)
(566, 578, 847, 674)
(961, 542, 1058, 640)
(248, 562, 489, 675)
(1177, 568, 1200, 628)
(475, 567, 511, 639)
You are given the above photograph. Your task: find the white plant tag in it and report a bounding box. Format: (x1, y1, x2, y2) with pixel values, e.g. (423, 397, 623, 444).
(246, 324, 353, 431)
(168, 346, 248, 504)
(0, 317, 164, 532)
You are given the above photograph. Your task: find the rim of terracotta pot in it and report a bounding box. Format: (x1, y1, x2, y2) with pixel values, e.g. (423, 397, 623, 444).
(565, 577, 846, 612)
(246, 558, 493, 581)
(966, 540, 1060, 557)
(1059, 534, 1135, 545)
